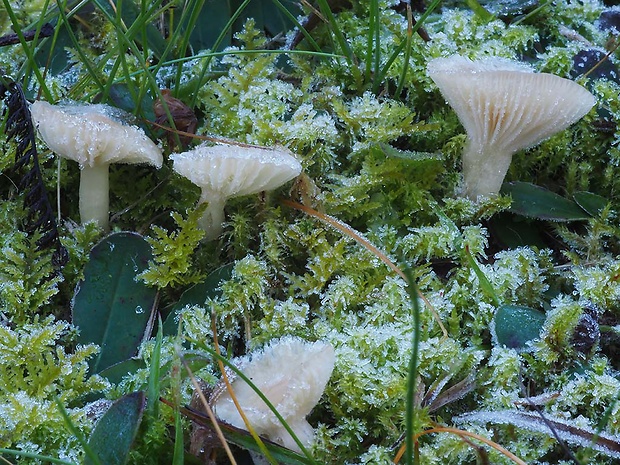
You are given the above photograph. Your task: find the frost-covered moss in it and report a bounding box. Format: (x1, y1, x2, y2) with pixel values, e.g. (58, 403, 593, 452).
(5, 0, 620, 462)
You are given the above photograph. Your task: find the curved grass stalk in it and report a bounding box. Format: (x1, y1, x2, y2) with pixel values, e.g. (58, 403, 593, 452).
(392, 426, 527, 465)
(188, 0, 252, 109)
(281, 199, 448, 340)
(179, 352, 238, 465)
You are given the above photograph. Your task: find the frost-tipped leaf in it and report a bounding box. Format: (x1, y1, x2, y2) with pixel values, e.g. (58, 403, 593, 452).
(456, 409, 620, 459)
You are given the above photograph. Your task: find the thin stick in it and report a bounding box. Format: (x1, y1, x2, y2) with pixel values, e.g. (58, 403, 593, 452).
(177, 350, 238, 465)
(0, 22, 54, 47)
(281, 199, 448, 339)
(392, 426, 527, 465)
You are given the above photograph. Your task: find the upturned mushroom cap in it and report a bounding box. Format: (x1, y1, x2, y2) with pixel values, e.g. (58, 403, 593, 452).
(170, 142, 302, 239)
(30, 100, 163, 168)
(170, 142, 302, 200)
(427, 55, 596, 199)
(212, 337, 335, 452)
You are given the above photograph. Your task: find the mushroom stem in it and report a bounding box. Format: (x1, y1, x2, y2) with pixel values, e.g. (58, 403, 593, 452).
(462, 145, 513, 200)
(198, 192, 226, 240)
(79, 163, 110, 229)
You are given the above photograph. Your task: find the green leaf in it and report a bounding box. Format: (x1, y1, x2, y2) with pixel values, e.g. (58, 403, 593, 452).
(85, 392, 146, 465)
(163, 264, 233, 335)
(465, 0, 495, 20)
(98, 358, 146, 385)
(501, 181, 590, 221)
(488, 213, 548, 249)
(493, 305, 546, 351)
(73, 232, 157, 374)
(573, 191, 609, 217)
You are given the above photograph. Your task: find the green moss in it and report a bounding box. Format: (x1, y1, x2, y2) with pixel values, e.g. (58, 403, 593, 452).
(6, 0, 620, 462)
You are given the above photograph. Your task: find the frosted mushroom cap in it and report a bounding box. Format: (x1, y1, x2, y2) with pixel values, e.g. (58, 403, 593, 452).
(212, 337, 335, 452)
(30, 100, 163, 168)
(427, 55, 597, 157)
(170, 143, 302, 200)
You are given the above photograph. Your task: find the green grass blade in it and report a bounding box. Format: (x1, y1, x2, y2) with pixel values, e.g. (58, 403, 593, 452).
(270, 0, 321, 51)
(188, 0, 252, 108)
(375, 0, 440, 92)
(465, 0, 494, 21)
(365, 0, 378, 83)
(394, 3, 414, 97)
(315, 0, 362, 88)
(55, 398, 103, 465)
(0, 448, 77, 465)
(147, 317, 163, 421)
(402, 267, 421, 465)
(1, 0, 53, 100)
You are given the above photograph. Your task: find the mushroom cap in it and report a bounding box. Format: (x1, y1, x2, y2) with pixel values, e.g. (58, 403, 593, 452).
(212, 337, 335, 450)
(170, 143, 302, 200)
(427, 55, 597, 156)
(30, 100, 163, 168)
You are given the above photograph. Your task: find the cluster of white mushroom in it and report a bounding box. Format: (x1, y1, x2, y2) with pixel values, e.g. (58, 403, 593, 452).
(30, 101, 302, 234)
(28, 55, 597, 453)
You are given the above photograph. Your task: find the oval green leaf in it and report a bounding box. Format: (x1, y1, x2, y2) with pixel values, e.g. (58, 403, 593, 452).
(501, 181, 590, 221)
(85, 392, 146, 465)
(493, 304, 546, 351)
(73, 232, 156, 374)
(163, 264, 233, 335)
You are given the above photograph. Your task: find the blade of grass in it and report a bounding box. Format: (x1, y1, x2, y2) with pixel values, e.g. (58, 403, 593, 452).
(172, 404, 184, 465)
(2, 0, 53, 101)
(365, 0, 378, 83)
(374, 0, 440, 92)
(0, 449, 76, 465)
(402, 267, 421, 465)
(188, 0, 252, 108)
(315, 0, 362, 88)
(272, 0, 322, 51)
(394, 3, 413, 97)
(146, 317, 163, 421)
(465, 0, 494, 21)
(171, 0, 208, 91)
(55, 398, 103, 465)
(54, 0, 106, 95)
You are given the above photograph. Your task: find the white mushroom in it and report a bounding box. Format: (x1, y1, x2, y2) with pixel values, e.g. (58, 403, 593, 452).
(427, 55, 597, 200)
(211, 337, 335, 452)
(170, 142, 302, 241)
(30, 100, 163, 229)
